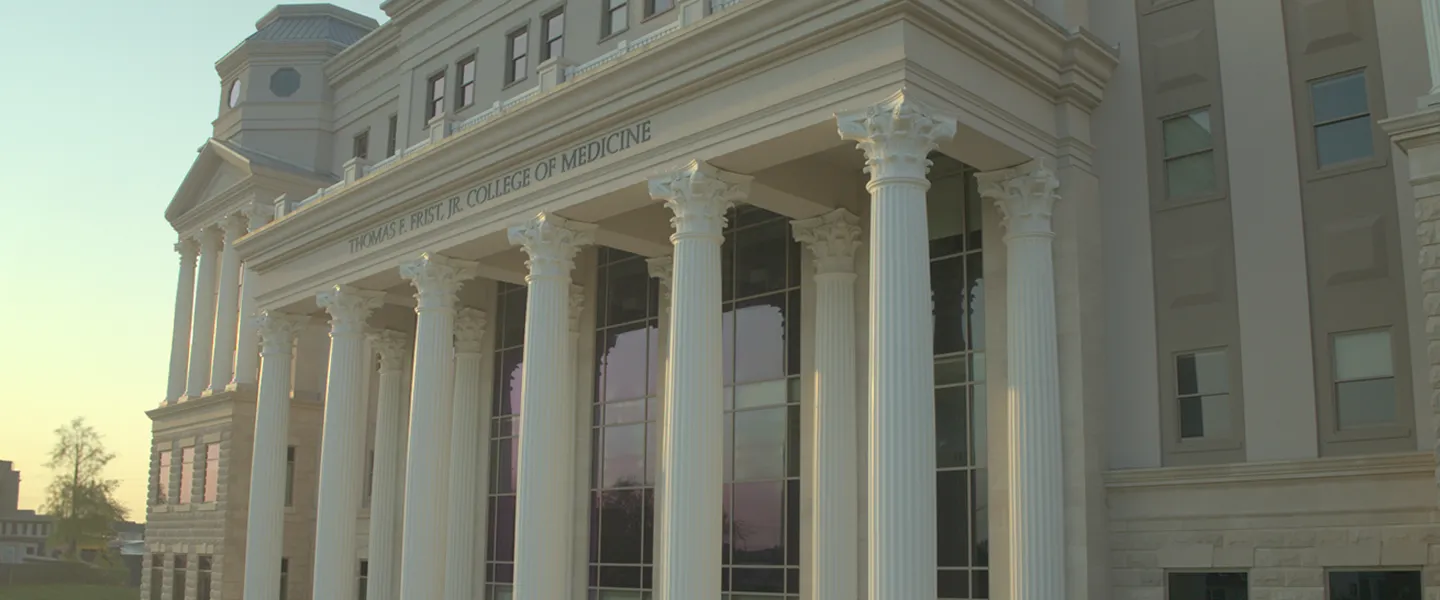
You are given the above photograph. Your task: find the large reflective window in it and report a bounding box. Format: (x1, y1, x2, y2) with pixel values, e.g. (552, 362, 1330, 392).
(722, 206, 801, 599)
(589, 248, 662, 599)
(929, 157, 988, 600)
(486, 282, 528, 599)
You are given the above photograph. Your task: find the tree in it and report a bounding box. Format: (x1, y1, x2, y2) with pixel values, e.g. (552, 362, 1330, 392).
(42, 417, 128, 560)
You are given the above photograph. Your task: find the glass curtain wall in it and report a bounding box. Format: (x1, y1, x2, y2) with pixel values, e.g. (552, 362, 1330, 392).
(485, 282, 528, 600)
(929, 156, 989, 600)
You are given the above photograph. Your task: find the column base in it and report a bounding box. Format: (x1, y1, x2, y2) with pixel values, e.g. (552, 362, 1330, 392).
(225, 382, 259, 395)
(1420, 93, 1440, 110)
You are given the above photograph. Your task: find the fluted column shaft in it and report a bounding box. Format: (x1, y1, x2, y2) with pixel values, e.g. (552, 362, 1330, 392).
(645, 256, 673, 597)
(792, 209, 862, 600)
(242, 312, 308, 600)
(398, 254, 476, 600)
(311, 287, 384, 600)
(167, 239, 199, 403)
(979, 162, 1066, 600)
(650, 161, 751, 600)
(444, 309, 489, 600)
(367, 332, 410, 600)
(1425, 0, 1440, 96)
(234, 205, 271, 388)
(186, 228, 222, 398)
(508, 213, 594, 600)
(210, 216, 246, 392)
(838, 92, 956, 600)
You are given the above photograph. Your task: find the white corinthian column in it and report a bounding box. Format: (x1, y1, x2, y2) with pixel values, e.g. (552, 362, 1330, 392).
(312, 286, 385, 600)
(210, 214, 246, 393)
(836, 90, 956, 600)
(166, 238, 199, 404)
(1425, 0, 1440, 96)
(791, 209, 863, 600)
(645, 256, 673, 596)
(977, 161, 1066, 600)
(186, 227, 222, 398)
(649, 160, 751, 600)
(366, 330, 411, 600)
(398, 253, 478, 600)
(242, 311, 310, 600)
(444, 308, 489, 600)
(507, 212, 595, 600)
(233, 203, 272, 389)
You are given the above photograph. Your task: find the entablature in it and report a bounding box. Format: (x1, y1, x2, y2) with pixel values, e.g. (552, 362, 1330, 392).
(235, 0, 1119, 309)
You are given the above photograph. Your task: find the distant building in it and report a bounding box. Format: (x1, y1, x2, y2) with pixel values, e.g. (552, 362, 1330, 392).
(0, 461, 52, 564)
(0, 460, 19, 515)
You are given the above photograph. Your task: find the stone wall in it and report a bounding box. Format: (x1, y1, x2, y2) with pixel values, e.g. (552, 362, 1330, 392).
(1108, 452, 1437, 600)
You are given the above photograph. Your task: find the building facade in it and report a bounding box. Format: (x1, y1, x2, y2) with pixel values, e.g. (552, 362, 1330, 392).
(0, 460, 55, 564)
(142, 1, 1440, 600)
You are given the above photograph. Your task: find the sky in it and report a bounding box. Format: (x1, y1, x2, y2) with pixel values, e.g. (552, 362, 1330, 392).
(0, 0, 386, 522)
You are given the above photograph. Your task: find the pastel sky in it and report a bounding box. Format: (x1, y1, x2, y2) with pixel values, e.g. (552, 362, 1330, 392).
(0, 0, 385, 521)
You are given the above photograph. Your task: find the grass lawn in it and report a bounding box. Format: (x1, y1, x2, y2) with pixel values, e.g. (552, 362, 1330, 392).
(0, 585, 137, 600)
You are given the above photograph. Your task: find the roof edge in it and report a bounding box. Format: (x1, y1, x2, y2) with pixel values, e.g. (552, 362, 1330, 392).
(255, 3, 380, 33)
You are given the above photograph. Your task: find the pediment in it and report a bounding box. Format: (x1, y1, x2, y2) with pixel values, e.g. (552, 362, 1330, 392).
(165, 139, 330, 225)
(200, 162, 246, 204)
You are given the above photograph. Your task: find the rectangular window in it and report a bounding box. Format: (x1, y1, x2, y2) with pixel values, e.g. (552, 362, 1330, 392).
(541, 10, 564, 61)
(155, 449, 171, 505)
(603, 0, 628, 39)
(1311, 70, 1374, 168)
(1161, 108, 1217, 198)
(358, 560, 368, 600)
(386, 114, 398, 157)
(457, 56, 476, 108)
(203, 444, 220, 503)
(425, 71, 446, 121)
(178, 447, 195, 505)
(506, 28, 529, 85)
(197, 555, 212, 600)
(279, 557, 289, 600)
(1333, 329, 1397, 430)
(150, 554, 165, 600)
(285, 446, 296, 507)
(352, 130, 369, 161)
(1176, 349, 1231, 440)
(645, 0, 674, 16)
(173, 554, 188, 600)
(1328, 571, 1421, 600)
(1168, 572, 1248, 600)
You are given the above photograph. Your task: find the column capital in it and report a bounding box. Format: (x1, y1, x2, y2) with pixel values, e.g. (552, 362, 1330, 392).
(455, 308, 488, 354)
(649, 160, 751, 242)
(569, 284, 586, 334)
(256, 311, 309, 355)
(175, 238, 199, 261)
(220, 214, 248, 241)
(400, 253, 479, 312)
(246, 201, 273, 231)
(193, 226, 222, 251)
(317, 286, 385, 336)
(646, 256, 674, 302)
(367, 329, 411, 372)
(792, 208, 863, 276)
(836, 90, 957, 183)
(507, 212, 596, 282)
(977, 159, 1060, 239)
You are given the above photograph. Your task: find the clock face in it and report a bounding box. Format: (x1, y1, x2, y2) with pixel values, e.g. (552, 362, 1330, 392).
(227, 80, 242, 108)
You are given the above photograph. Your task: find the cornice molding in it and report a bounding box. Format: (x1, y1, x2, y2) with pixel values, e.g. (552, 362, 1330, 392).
(327, 25, 401, 88)
(1381, 107, 1440, 153)
(1104, 452, 1433, 489)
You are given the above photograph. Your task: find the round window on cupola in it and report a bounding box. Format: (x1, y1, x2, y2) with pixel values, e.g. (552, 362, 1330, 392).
(270, 68, 301, 97)
(227, 79, 242, 108)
